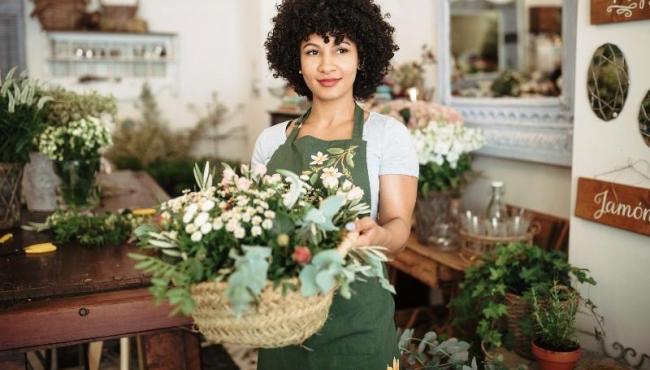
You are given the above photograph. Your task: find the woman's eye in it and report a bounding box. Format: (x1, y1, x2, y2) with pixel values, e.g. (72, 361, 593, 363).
(337, 48, 349, 54)
(306, 50, 318, 56)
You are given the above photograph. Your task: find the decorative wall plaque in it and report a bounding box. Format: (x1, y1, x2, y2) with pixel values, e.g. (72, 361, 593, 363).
(575, 177, 650, 236)
(591, 0, 650, 24)
(639, 90, 650, 147)
(587, 43, 629, 121)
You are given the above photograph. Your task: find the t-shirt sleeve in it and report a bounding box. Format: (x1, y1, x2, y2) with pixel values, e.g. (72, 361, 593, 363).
(251, 129, 270, 166)
(379, 118, 419, 177)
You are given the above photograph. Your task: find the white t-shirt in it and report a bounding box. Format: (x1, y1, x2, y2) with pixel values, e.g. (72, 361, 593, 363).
(251, 112, 419, 220)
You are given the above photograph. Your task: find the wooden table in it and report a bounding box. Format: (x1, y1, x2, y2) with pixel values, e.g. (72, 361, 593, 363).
(390, 233, 471, 289)
(0, 171, 200, 370)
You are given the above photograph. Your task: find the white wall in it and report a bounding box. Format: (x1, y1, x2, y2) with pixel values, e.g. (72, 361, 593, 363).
(570, 1, 650, 364)
(24, 0, 254, 161)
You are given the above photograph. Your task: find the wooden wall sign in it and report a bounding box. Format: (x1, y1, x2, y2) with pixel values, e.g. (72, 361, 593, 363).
(591, 0, 650, 25)
(575, 177, 650, 236)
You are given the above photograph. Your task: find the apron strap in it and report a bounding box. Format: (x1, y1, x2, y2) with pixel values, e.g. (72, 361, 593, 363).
(351, 103, 364, 139)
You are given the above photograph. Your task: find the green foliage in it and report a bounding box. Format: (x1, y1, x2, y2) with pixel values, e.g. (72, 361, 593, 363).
(419, 153, 472, 196)
(22, 209, 139, 247)
(226, 246, 271, 315)
(397, 329, 479, 369)
(43, 86, 117, 127)
(531, 282, 579, 351)
(108, 84, 230, 167)
(490, 70, 522, 98)
(0, 68, 52, 163)
(449, 242, 596, 352)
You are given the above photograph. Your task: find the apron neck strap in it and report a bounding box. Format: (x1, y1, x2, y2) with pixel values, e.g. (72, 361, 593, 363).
(288, 103, 365, 142)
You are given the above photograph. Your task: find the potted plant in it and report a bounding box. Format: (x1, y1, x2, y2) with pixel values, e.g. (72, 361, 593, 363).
(376, 100, 484, 245)
(25, 87, 117, 210)
(530, 282, 582, 370)
(449, 242, 597, 359)
(130, 162, 394, 348)
(0, 68, 51, 229)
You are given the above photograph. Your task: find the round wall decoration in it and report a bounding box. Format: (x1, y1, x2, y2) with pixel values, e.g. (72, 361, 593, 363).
(639, 90, 650, 147)
(587, 43, 630, 121)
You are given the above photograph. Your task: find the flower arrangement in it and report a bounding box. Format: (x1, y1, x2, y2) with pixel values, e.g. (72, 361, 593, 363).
(131, 162, 392, 318)
(0, 68, 52, 163)
(38, 116, 112, 162)
(37, 115, 112, 206)
(383, 45, 436, 99)
(376, 101, 485, 196)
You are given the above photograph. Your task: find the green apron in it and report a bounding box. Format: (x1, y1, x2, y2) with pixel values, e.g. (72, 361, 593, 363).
(258, 104, 399, 370)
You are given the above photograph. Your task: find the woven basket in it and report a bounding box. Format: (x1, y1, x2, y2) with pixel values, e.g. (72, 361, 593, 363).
(190, 279, 335, 348)
(31, 0, 87, 31)
(459, 223, 540, 263)
(505, 292, 534, 359)
(0, 163, 24, 229)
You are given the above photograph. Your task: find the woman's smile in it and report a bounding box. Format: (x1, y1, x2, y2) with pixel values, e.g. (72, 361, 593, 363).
(317, 78, 342, 87)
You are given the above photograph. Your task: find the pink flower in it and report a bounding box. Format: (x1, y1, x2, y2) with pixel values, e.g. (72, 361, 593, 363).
(236, 177, 251, 191)
(221, 168, 236, 185)
(252, 163, 267, 177)
(292, 246, 312, 265)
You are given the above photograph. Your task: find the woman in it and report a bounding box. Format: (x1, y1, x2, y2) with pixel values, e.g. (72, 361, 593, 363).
(252, 0, 418, 368)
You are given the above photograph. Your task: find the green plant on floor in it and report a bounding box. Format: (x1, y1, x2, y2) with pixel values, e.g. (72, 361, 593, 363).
(530, 282, 580, 352)
(448, 242, 596, 353)
(0, 68, 52, 163)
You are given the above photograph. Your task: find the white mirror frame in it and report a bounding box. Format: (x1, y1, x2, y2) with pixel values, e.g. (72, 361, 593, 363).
(436, 0, 577, 167)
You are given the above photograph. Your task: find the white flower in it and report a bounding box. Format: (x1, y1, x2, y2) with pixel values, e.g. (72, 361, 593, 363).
(182, 211, 195, 224)
(186, 203, 199, 215)
(347, 186, 364, 202)
(341, 180, 353, 191)
(200, 199, 215, 212)
(222, 168, 236, 184)
(262, 219, 273, 230)
(321, 167, 342, 189)
(251, 226, 263, 237)
(213, 219, 224, 230)
(200, 223, 213, 235)
(252, 216, 262, 225)
(185, 223, 197, 234)
(310, 151, 329, 166)
(194, 212, 209, 227)
(242, 213, 251, 223)
(226, 219, 239, 232)
(191, 231, 203, 242)
(234, 228, 246, 239)
(264, 210, 275, 219)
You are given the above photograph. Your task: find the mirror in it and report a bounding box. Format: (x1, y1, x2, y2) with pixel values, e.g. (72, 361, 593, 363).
(436, 0, 576, 166)
(640, 90, 650, 147)
(450, 0, 563, 98)
(587, 43, 630, 122)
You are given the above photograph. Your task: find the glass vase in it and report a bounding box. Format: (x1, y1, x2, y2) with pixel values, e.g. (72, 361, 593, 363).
(53, 158, 101, 208)
(414, 191, 458, 247)
(22, 152, 60, 212)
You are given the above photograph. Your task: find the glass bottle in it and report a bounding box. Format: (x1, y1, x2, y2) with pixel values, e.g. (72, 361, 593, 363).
(486, 181, 508, 221)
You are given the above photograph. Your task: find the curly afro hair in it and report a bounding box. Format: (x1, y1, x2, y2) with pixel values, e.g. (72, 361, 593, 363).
(265, 0, 399, 101)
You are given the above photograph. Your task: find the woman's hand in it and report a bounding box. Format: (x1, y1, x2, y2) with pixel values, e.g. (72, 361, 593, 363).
(347, 217, 391, 248)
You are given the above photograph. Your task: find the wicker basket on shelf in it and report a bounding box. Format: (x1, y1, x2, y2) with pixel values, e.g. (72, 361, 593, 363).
(31, 0, 88, 31)
(459, 223, 540, 262)
(190, 278, 335, 348)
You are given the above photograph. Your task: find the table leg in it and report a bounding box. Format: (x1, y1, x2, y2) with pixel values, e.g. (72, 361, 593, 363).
(141, 329, 201, 370)
(0, 351, 25, 370)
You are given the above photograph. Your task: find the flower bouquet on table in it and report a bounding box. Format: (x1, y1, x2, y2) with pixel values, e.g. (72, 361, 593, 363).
(376, 100, 484, 245)
(37, 115, 112, 207)
(130, 162, 393, 348)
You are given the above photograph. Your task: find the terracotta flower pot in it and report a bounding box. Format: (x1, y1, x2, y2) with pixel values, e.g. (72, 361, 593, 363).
(531, 340, 581, 370)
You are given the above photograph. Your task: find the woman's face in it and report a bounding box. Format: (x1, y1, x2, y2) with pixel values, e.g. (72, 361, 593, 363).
(299, 34, 359, 102)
